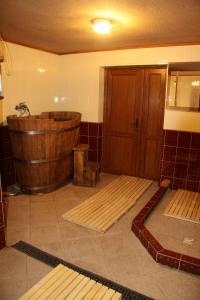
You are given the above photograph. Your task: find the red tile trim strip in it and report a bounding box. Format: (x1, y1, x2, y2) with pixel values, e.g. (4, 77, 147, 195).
(131, 182, 200, 276)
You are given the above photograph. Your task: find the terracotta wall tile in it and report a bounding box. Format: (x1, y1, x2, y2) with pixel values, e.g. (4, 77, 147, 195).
(88, 150, 98, 162)
(162, 161, 175, 177)
(189, 149, 200, 167)
(89, 123, 98, 137)
(0, 126, 16, 188)
(176, 148, 190, 164)
(165, 130, 178, 146)
(80, 135, 89, 144)
(163, 146, 177, 162)
(89, 137, 98, 151)
(174, 163, 188, 179)
(178, 132, 191, 148)
(185, 180, 199, 192)
(191, 133, 200, 149)
(161, 130, 200, 192)
(79, 122, 103, 164)
(80, 122, 89, 136)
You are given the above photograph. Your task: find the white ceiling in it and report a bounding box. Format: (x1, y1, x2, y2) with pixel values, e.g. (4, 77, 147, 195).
(0, 0, 200, 54)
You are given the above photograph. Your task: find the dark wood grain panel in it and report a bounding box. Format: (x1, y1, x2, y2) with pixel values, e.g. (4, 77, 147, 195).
(7, 112, 81, 193)
(103, 67, 144, 175)
(139, 68, 166, 180)
(103, 66, 166, 180)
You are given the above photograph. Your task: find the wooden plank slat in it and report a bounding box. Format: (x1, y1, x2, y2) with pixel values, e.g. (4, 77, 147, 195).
(185, 193, 199, 219)
(111, 292, 122, 300)
(170, 190, 186, 216)
(64, 177, 141, 219)
(164, 189, 200, 224)
(190, 194, 200, 220)
(65, 176, 138, 219)
(62, 176, 152, 233)
(71, 279, 96, 300)
(176, 191, 191, 217)
(20, 264, 122, 300)
(194, 196, 200, 222)
(81, 282, 103, 299)
(92, 181, 152, 232)
(101, 288, 115, 299)
(55, 274, 86, 300)
(65, 277, 90, 299)
(80, 179, 146, 227)
(65, 176, 134, 218)
(19, 264, 65, 300)
(94, 180, 150, 230)
(47, 271, 83, 299)
(181, 192, 194, 218)
(30, 268, 78, 300)
(92, 285, 108, 300)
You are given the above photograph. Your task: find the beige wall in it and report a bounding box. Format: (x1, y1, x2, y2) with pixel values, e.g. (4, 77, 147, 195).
(1, 43, 60, 122)
(1, 43, 200, 132)
(59, 45, 200, 132)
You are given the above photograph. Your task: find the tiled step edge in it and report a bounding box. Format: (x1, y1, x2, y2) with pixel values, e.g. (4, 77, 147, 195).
(131, 181, 200, 276)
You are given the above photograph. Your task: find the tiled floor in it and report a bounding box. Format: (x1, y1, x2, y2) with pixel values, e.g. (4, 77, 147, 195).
(146, 190, 200, 259)
(0, 173, 200, 300)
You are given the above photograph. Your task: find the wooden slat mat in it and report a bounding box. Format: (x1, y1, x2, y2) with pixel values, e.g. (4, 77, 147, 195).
(164, 189, 200, 224)
(19, 264, 122, 300)
(62, 176, 152, 233)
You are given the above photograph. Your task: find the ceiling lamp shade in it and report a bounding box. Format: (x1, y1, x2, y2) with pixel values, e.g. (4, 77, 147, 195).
(92, 18, 112, 34)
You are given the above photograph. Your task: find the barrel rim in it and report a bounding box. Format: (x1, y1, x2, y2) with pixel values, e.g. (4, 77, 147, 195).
(7, 111, 81, 123)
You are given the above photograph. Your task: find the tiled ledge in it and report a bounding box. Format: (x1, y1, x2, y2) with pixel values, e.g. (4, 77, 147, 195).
(131, 183, 200, 276)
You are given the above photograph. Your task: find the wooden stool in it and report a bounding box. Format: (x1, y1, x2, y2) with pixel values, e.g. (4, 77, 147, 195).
(73, 144, 99, 187)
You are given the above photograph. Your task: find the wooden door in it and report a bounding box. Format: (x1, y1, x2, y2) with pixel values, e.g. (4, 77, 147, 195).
(103, 68, 144, 175)
(103, 66, 166, 180)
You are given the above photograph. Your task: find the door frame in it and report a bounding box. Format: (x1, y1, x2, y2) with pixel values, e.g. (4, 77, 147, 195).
(102, 65, 167, 176)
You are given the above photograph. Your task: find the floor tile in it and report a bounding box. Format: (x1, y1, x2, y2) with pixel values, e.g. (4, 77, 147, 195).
(0, 248, 27, 279)
(30, 200, 57, 226)
(30, 224, 61, 245)
(6, 226, 30, 246)
(1, 173, 200, 300)
(0, 276, 28, 300)
(26, 256, 53, 289)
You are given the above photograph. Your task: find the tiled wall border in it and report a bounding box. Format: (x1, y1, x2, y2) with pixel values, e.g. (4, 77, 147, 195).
(0, 124, 199, 193)
(160, 130, 200, 192)
(131, 182, 200, 276)
(80, 124, 200, 193)
(79, 122, 102, 168)
(0, 177, 6, 249)
(0, 126, 16, 188)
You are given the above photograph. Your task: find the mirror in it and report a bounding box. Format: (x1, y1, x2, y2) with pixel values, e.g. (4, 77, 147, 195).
(167, 62, 200, 112)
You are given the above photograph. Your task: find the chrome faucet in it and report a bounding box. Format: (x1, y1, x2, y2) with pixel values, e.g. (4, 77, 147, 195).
(15, 102, 30, 116)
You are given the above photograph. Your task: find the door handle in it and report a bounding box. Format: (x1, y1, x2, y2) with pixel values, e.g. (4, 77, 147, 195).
(130, 119, 139, 129)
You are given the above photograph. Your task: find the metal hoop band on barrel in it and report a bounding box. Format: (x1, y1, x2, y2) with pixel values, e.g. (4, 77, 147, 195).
(14, 153, 72, 164)
(21, 178, 73, 194)
(9, 124, 80, 135)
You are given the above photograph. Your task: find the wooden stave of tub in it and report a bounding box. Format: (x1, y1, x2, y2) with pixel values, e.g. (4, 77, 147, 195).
(7, 111, 81, 194)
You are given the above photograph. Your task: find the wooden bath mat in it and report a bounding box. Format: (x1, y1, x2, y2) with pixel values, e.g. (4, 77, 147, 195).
(19, 264, 122, 300)
(164, 189, 200, 224)
(62, 176, 152, 233)
(14, 241, 152, 300)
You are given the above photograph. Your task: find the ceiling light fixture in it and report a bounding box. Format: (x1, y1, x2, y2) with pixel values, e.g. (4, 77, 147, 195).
(92, 18, 112, 34)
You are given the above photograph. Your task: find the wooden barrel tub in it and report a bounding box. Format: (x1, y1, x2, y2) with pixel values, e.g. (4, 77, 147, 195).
(7, 111, 81, 194)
